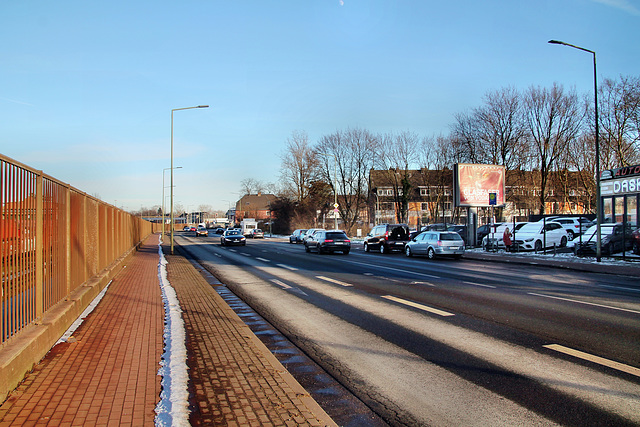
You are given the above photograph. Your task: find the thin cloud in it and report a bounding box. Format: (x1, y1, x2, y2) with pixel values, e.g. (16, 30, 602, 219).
(592, 0, 640, 16)
(0, 97, 34, 106)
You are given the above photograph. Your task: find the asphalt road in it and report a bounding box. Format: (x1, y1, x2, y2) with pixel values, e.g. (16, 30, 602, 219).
(177, 233, 640, 426)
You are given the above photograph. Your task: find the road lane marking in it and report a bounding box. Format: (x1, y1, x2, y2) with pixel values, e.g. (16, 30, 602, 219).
(256, 257, 270, 262)
(382, 295, 455, 317)
(270, 279, 308, 296)
(344, 259, 440, 279)
(410, 281, 436, 286)
(316, 276, 353, 287)
(271, 279, 292, 289)
(544, 344, 640, 378)
(241, 253, 251, 257)
(277, 263, 298, 271)
(528, 292, 640, 315)
(464, 281, 496, 289)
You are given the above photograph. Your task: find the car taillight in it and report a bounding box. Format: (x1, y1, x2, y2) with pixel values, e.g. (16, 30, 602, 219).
(325, 239, 334, 243)
(384, 231, 389, 240)
(345, 239, 350, 243)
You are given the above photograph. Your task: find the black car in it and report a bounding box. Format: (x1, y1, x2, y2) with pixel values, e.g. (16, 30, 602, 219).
(477, 223, 502, 247)
(364, 224, 410, 254)
(305, 230, 351, 254)
(220, 229, 246, 246)
(573, 223, 633, 256)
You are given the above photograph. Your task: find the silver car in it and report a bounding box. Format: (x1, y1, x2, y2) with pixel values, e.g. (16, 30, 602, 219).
(405, 231, 465, 260)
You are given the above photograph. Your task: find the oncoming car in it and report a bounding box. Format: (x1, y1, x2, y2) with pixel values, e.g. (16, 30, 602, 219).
(404, 231, 465, 260)
(195, 226, 208, 237)
(220, 229, 246, 246)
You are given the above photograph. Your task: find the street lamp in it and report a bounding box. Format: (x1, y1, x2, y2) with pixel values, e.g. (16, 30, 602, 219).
(162, 166, 182, 239)
(548, 40, 601, 261)
(319, 152, 338, 230)
(171, 105, 208, 254)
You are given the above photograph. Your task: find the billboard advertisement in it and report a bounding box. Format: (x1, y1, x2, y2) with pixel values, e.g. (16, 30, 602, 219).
(454, 163, 506, 207)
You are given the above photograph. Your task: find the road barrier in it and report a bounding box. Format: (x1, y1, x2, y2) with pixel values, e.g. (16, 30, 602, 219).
(1, 153, 155, 398)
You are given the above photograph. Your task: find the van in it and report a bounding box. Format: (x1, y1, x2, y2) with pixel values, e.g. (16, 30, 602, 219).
(364, 224, 410, 254)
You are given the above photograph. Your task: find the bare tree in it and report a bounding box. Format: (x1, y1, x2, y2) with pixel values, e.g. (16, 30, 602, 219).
(239, 178, 266, 195)
(375, 131, 420, 223)
(316, 128, 378, 233)
(598, 75, 640, 168)
(279, 130, 319, 203)
(524, 83, 584, 214)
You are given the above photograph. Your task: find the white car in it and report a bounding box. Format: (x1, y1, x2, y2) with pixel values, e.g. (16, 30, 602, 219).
(513, 221, 568, 251)
(548, 217, 591, 240)
(482, 222, 528, 249)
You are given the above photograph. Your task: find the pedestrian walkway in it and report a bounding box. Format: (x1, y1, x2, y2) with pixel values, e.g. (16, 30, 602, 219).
(0, 234, 335, 426)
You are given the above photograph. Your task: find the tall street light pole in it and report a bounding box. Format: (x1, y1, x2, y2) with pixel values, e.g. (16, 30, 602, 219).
(171, 105, 208, 254)
(162, 166, 182, 239)
(548, 40, 602, 262)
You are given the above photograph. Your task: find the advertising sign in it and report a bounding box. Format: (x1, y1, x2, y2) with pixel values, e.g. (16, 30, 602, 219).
(454, 164, 506, 207)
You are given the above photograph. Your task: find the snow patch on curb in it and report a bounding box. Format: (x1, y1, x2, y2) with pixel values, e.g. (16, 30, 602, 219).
(55, 279, 112, 345)
(155, 236, 190, 427)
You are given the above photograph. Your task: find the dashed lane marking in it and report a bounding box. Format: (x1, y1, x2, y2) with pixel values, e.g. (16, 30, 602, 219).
(277, 263, 298, 271)
(256, 257, 270, 262)
(316, 276, 353, 287)
(382, 295, 455, 317)
(464, 281, 497, 289)
(529, 292, 640, 315)
(271, 279, 292, 289)
(544, 344, 640, 377)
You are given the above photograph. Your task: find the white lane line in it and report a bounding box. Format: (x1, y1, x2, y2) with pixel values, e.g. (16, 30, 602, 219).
(544, 344, 640, 378)
(228, 249, 237, 252)
(464, 281, 496, 289)
(277, 263, 298, 271)
(256, 257, 270, 262)
(271, 279, 292, 289)
(410, 281, 436, 286)
(528, 292, 640, 315)
(240, 253, 251, 257)
(344, 259, 440, 279)
(316, 276, 353, 287)
(382, 295, 455, 317)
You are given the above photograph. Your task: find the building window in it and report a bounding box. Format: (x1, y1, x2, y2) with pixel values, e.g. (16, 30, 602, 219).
(420, 188, 429, 196)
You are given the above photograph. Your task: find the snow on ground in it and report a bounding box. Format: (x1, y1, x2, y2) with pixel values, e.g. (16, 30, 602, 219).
(55, 280, 112, 345)
(155, 236, 189, 427)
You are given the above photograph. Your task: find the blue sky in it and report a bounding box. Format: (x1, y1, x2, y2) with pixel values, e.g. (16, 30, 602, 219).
(1, 0, 638, 212)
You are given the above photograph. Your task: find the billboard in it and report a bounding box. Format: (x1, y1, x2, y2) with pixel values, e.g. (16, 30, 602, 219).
(454, 163, 506, 207)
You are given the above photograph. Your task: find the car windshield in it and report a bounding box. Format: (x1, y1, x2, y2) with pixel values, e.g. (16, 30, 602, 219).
(227, 230, 240, 235)
(440, 233, 463, 241)
(584, 225, 616, 237)
(518, 223, 543, 233)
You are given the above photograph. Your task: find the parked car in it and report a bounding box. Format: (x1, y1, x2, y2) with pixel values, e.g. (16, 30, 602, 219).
(183, 226, 191, 231)
(220, 229, 246, 246)
(250, 228, 264, 238)
(513, 221, 568, 251)
(632, 228, 640, 255)
(548, 217, 591, 240)
(364, 224, 410, 254)
(476, 223, 503, 246)
(446, 225, 468, 245)
(304, 230, 351, 254)
(422, 223, 449, 231)
(481, 222, 528, 250)
(289, 229, 308, 244)
(195, 226, 208, 237)
(574, 223, 633, 256)
(405, 231, 465, 260)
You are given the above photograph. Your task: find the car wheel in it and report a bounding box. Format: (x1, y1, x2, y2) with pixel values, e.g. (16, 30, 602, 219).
(305, 244, 310, 253)
(534, 240, 542, 252)
(405, 246, 412, 257)
(343, 249, 350, 255)
(364, 242, 369, 252)
(566, 230, 574, 240)
(560, 236, 567, 247)
(634, 242, 640, 255)
(379, 244, 387, 254)
(454, 254, 462, 260)
(427, 247, 435, 260)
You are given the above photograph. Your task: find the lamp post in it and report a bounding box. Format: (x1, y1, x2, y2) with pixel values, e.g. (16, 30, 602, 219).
(548, 40, 601, 261)
(162, 166, 182, 239)
(171, 105, 208, 254)
(319, 153, 338, 230)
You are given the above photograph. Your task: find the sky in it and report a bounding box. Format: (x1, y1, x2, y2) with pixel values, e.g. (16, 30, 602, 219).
(1, 0, 639, 213)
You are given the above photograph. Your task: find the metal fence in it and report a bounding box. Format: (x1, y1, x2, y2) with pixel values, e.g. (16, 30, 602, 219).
(1, 153, 154, 344)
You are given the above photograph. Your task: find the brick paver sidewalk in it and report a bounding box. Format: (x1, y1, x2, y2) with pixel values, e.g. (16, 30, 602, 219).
(0, 236, 164, 426)
(164, 248, 335, 427)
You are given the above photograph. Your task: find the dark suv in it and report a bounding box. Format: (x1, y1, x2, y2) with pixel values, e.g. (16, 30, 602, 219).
(305, 230, 351, 254)
(364, 224, 410, 254)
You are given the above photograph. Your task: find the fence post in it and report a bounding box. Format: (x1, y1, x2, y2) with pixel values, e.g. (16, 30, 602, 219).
(65, 184, 71, 298)
(35, 171, 44, 322)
